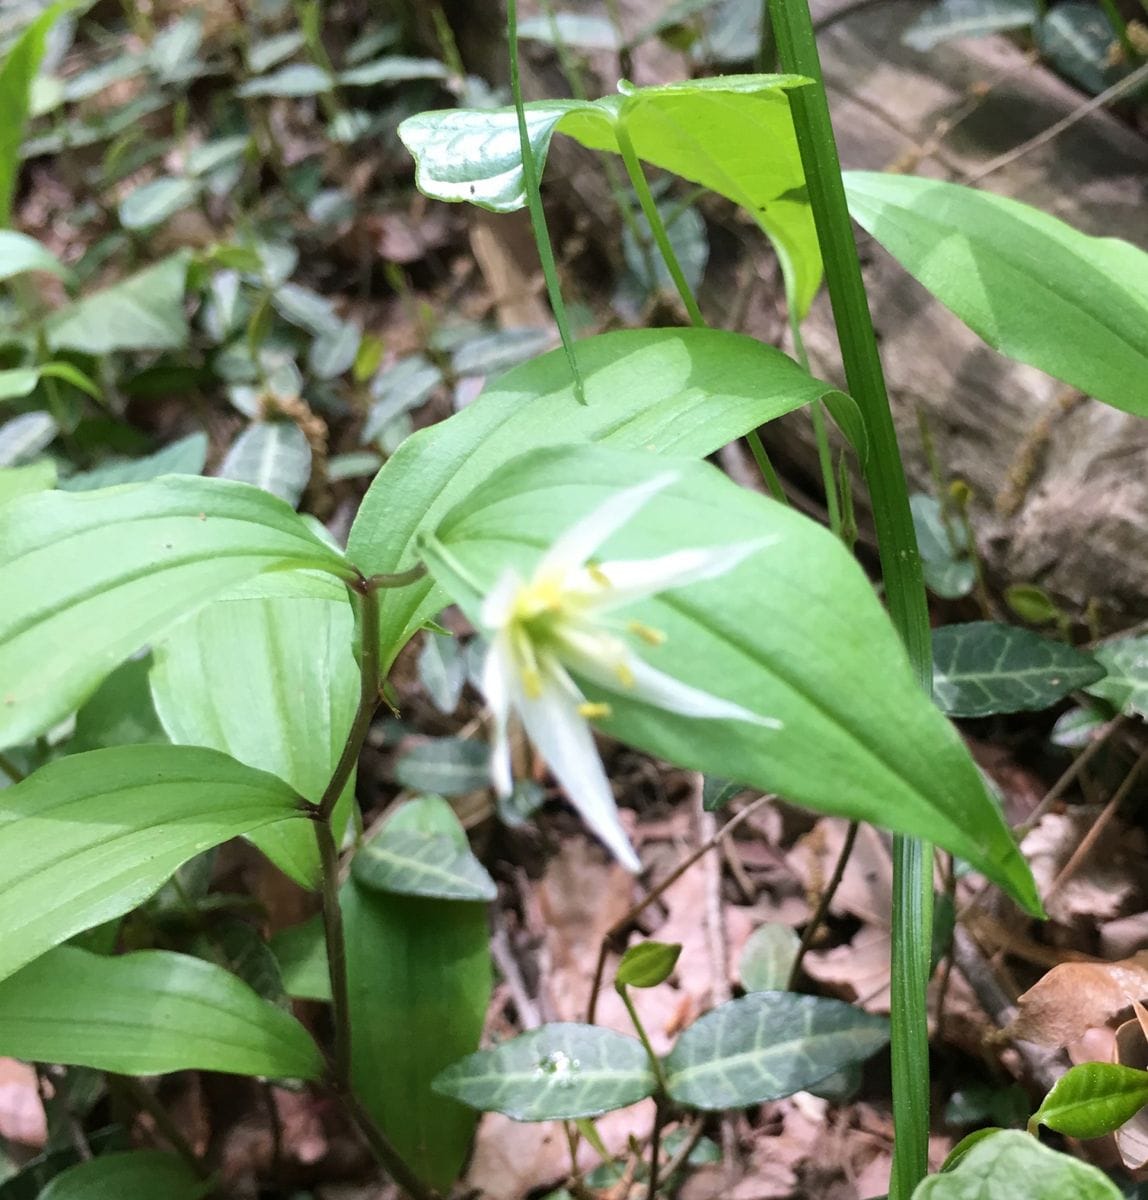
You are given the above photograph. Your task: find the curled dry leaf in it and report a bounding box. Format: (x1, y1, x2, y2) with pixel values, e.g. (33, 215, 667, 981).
(1113, 1000, 1148, 1169)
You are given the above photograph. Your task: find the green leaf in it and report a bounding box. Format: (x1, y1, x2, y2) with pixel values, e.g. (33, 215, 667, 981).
(0, 460, 55, 508)
(59, 432, 209, 491)
(616, 941, 681, 989)
(271, 282, 342, 337)
(0, 231, 67, 282)
(351, 795, 496, 901)
(423, 444, 1042, 913)
(663, 992, 888, 1110)
(418, 632, 467, 713)
(345, 879, 491, 1190)
(739, 923, 800, 993)
(517, 12, 621, 50)
(0, 744, 304, 983)
(0, 474, 351, 750)
(219, 421, 312, 507)
(1088, 636, 1148, 719)
(271, 914, 330, 1001)
(393, 737, 492, 796)
(913, 1128, 1122, 1198)
(903, 0, 1038, 51)
(338, 55, 449, 86)
(0, 945, 323, 1079)
(1038, 3, 1121, 95)
(910, 493, 974, 599)
(0, 411, 57, 467)
(237, 62, 334, 97)
(119, 177, 201, 231)
(38, 1151, 207, 1200)
(0, 363, 99, 405)
(348, 328, 851, 668)
(71, 655, 167, 751)
(1004, 583, 1062, 626)
(308, 319, 361, 380)
(399, 75, 822, 315)
(150, 594, 357, 888)
(433, 1023, 657, 1120)
(46, 254, 191, 354)
(1030, 1062, 1148, 1139)
(844, 172, 1148, 418)
(932, 622, 1104, 718)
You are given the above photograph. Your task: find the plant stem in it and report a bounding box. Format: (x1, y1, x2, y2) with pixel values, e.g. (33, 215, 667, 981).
(646, 1099, 669, 1200)
(767, 3, 934, 1196)
(790, 316, 841, 537)
(617, 984, 670, 1094)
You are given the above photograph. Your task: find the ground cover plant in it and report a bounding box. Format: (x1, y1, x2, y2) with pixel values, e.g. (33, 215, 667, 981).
(1, 1, 1147, 1198)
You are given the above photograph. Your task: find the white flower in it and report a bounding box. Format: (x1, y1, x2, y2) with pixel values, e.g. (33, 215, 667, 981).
(478, 472, 781, 872)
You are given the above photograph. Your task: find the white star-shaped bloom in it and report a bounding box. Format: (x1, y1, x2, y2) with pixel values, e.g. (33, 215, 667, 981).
(478, 472, 781, 871)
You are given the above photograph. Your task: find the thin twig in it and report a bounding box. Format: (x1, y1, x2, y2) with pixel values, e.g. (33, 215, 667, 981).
(0, 752, 26, 783)
(646, 1100, 669, 1200)
(788, 820, 859, 989)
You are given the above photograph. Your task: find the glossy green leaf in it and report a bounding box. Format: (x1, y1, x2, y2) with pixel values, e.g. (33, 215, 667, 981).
(903, 0, 1037, 51)
(913, 1129, 1122, 1198)
(616, 941, 681, 989)
(932, 622, 1104, 718)
(399, 75, 822, 315)
(0, 745, 304, 982)
(219, 421, 312, 507)
(38, 1151, 207, 1200)
(347, 328, 852, 667)
(46, 254, 191, 354)
(60, 432, 209, 491)
(351, 795, 496, 902)
(393, 737, 491, 796)
(0, 459, 55, 507)
(433, 1023, 656, 1121)
(0, 475, 351, 749)
(0, 945, 323, 1079)
(150, 594, 357, 888)
(844, 172, 1148, 418)
(0, 230, 66, 281)
(663, 992, 888, 1110)
(423, 444, 1042, 913)
(1030, 1062, 1148, 1139)
(739, 923, 800, 992)
(118, 177, 202, 230)
(345, 878, 491, 1190)
(1087, 636, 1148, 719)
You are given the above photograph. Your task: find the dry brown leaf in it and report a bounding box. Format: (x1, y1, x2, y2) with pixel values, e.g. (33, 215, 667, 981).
(1113, 1006, 1148, 1169)
(787, 820, 892, 929)
(803, 926, 892, 1014)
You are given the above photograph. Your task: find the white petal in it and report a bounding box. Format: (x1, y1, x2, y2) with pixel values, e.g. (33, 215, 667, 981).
(480, 568, 524, 632)
(514, 662, 641, 872)
(582, 537, 778, 611)
(535, 472, 679, 578)
(480, 635, 515, 797)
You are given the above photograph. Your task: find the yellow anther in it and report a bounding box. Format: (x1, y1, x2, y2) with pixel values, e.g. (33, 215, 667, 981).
(628, 620, 666, 646)
(587, 562, 611, 588)
(521, 668, 543, 699)
(578, 702, 612, 719)
(615, 662, 635, 689)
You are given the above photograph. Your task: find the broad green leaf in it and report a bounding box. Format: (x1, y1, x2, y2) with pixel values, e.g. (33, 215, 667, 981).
(739, 923, 800, 993)
(0, 459, 55, 507)
(271, 282, 342, 336)
(913, 1128, 1122, 1199)
(910, 493, 975, 600)
(345, 878, 491, 1190)
(663, 992, 888, 1110)
(422, 444, 1042, 913)
(219, 421, 312, 507)
(351, 795, 496, 901)
(308, 319, 361, 380)
(271, 913, 330, 1001)
(191, 916, 286, 1005)
(393, 737, 491, 796)
(1030, 1062, 1148, 1139)
(0, 230, 66, 281)
(903, 0, 1038, 51)
(932, 622, 1104, 718)
(0, 411, 57, 466)
(0, 363, 99, 405)
(0, 744, 304, 982)
(844, 172, 1148, 418)
(60, 432, 208, 491)
(339, 55, 449, 86)
(433, 1023, 656, 1121)
(71, 655, 166, 751)
(0, 474, 351, 749)
(1088, 636, 1148, 719)
(150, 594, 357, 888)
(0, 945, 323, 1079)
(46, 254, 191, 354)
(237, 62, 334, 97)
(616, 941, 681, 989)
(1038, 3, 1121, 95)
(118, 176, 202, 230)
(399, 75, 822, 315)
(39, 1151, 207, 1200)
(347, 328, 852, 668)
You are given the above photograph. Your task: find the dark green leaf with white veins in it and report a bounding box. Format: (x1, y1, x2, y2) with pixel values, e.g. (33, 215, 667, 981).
(912, 1128, 1122, 1199)
(393, 737, 491, 796)
(38, 1151, 208, 1200)
(347, 328, 855, 669)
(902, 0, 1038, 51)
(1087, 636, 1148, 719)
(352, 794, 496, 901)
(0, 475, 352, 750)
(422, 445, 1042, 914)
(1030, 1062, 1148, 1139)
(399, 75, 821, 315)
(0, 946, 323, 1080)
(218, 421, 312, 507)
(433, 1023, 657, 1120)
(844, 172, 1148, 418)
(663, 992, 888, 1110)
(932, 622, 1104, 718)
(0, 745, 305, 984)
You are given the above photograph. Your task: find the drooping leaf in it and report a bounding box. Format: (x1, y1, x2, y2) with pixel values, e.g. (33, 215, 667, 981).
(912, 1128, 1122, 1198)
(0, 475, 351, 749)
(844, 172, 1148, 418)
(0, 744, 304, 983)
(399, 76, 822, 315)
(931, 622, 1104, 718)
(663, 992, 889, 1110)
(393, 738, 492, 796)
(902, 0, 1038, 51)
(0, 945, 323, 1079)
(1029, 1062, 1148, 1139)
(219, 421, 312, 507)
(347, 328, 852, 668)
(118, 177, 202, 230)
(422, 444, 1042, 913)
(150, 594, 357, 888)
(0, 230, 67, 281)
(1087, 636, 1148, 719)
(46, 254, 191, 354)
(433, 1023, 656, 1121)
(739, 923, 800, 993)
(38, 1151, 208, 1200)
